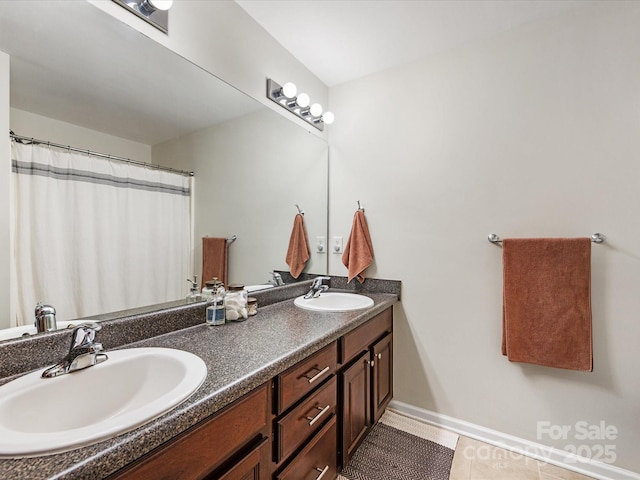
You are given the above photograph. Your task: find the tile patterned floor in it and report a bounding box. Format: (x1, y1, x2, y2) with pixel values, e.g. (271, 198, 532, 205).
(450, 436, 596, 480)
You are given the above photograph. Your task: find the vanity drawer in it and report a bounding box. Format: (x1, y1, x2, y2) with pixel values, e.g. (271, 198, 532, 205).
(340, 308, 392, 365)
(217, 437, 269, 480)
(276, 375, 336, 462)
(276, 416, 337, 480)
(276, 341, 337, 414)
(109, 384, 269, 480)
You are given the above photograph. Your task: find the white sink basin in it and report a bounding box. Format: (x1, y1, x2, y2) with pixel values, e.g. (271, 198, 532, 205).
(294, 292, 374, 312)
(0, 347, 207, 458)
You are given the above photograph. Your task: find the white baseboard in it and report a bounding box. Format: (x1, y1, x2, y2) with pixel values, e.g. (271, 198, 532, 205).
(389, 400, 640, 480)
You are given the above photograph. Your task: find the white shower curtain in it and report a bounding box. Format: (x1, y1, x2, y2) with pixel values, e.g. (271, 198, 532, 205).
(11, 142, 192, 326)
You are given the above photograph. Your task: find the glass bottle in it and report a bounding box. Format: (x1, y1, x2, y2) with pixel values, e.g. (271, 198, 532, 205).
(224, 284, 248, 321)
(206, 286, 225, 326)
(202, 278, 222, 302)
(186, 275, 202, 303)
(247, 297, 258, 316)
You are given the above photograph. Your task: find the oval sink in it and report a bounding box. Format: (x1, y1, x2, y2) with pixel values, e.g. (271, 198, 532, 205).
(294, 292, 374, 312)
(0, 347, 207, 458)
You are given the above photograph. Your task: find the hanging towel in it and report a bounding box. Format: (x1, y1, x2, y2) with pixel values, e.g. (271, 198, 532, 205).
(342, 210, 374, 283)
(502, 238, 593, 371)
(202, 237, 228, 288)
(286, 213, 310, 279)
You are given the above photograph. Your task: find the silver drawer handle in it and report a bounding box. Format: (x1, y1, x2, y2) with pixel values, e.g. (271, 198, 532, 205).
(306, 404, 331, 426)
(377, 353, 382, 359)
(304, 365, 330, 384)
(314, 465, 329, 480)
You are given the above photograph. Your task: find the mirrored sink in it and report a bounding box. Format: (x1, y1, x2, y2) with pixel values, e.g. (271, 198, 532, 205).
(294, 292, 374, 312)
(0, 320, 99, 341)
(0, 347, 207, 458)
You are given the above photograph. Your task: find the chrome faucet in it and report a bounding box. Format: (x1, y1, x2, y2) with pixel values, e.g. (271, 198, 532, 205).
(304, 276, 331, 299)
(270, 271, 284, 286)
(42, 323, 108, 378)
(34, 303, 57, 333)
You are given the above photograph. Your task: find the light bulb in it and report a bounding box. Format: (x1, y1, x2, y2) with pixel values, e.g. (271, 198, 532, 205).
(296, 93, 310, 108)
(310, 103, 323, 117)
(322, 112, 335, 124)
(147, 0, 173, 10)
(282, 82, 297, 99)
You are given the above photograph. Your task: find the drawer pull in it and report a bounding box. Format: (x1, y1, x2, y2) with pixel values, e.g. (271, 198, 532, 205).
(377, 353, 382, 359)
(306, 404, 331, 426)
(304, 365, 330, 384)
(369, 360, 375, 367)
(314, 465, 330, 480)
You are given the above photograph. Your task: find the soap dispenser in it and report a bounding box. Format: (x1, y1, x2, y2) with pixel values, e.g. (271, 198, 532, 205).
(186, 275, 202, 303)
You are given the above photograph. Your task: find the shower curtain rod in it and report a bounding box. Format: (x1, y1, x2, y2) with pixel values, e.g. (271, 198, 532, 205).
(9, 132, 194, 177)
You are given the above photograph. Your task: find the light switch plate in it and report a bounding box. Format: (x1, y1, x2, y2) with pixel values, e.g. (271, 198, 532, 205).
(332, 236, 343, 254)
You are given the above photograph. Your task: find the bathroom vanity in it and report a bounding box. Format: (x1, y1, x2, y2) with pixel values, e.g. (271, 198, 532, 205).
(0, 279, 399, 480)
(108, 307, 393, 479)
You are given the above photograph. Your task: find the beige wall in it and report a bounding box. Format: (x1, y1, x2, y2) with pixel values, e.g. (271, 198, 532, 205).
(0, 53, 11, 329)
(328, 3, 640, 474)
(10, 109, 151, 163)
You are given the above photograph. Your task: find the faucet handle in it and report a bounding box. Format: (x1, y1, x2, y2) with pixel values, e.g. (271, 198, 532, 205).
(69, 323, 103, 352)
(312, 276, 331, 287)
(270, 271, 284, 286)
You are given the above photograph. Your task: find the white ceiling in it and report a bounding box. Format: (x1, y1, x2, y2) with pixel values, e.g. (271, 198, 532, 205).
(235, 0, 591, 87)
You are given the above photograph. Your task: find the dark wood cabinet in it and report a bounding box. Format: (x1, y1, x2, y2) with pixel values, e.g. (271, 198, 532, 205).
(107, 384, 271, 480)
(338, 308, 393, 468)
(275, 376, 337, 463)
(275, 417, 337, 480)
(276, 342, 338, 415)
(217, 438, 270, 480)
(340, 351, 371, 464)
(372, 332, 393, 423)
(273, 341, 338, 477)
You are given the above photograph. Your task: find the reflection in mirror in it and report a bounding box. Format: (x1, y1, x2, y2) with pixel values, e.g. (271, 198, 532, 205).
(0, 1, 328, 337)
(153, 109, 329, 287)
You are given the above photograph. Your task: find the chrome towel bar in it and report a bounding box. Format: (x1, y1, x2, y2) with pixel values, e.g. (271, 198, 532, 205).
(488, 233, 606, 245)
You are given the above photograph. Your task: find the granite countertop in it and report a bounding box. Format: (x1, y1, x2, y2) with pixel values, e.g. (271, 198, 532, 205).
(0, 290, 397, 480)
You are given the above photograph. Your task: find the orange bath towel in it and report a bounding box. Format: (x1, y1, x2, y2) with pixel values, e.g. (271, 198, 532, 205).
(286, 213, 310, 279)
(342, 210, 374, 283)
(502, 238, 593, 371)
(202, 237, 228, 288)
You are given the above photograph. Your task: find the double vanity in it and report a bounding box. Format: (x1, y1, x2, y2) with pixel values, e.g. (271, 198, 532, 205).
(0, 278, 399, 479)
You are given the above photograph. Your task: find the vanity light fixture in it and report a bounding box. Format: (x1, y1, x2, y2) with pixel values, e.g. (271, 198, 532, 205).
(112, 0, 173, 34)
(267, 78, 334, 131)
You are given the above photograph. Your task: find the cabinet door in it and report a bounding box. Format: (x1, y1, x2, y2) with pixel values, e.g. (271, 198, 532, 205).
(340, 351, 371, 466)
(108, 385, 269, 480)
(215, 438, 269, 480)
(372, 332, 393, 424)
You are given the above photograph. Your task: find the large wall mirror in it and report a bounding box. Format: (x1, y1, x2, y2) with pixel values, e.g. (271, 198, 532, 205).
(0, 1, 328, 338)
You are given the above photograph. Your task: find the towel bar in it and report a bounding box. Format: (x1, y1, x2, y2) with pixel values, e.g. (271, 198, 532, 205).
(488, 233, 606, 245)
